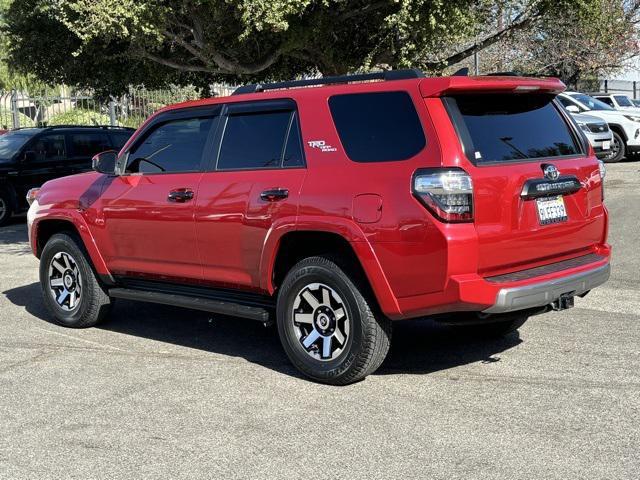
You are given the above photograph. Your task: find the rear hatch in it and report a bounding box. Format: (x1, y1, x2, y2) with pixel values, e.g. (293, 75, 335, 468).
(431, 78, 606, 276)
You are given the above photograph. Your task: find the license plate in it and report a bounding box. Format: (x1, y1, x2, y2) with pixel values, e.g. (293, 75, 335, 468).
(536, 195, 568, 225)
(602, 140, 611, 150)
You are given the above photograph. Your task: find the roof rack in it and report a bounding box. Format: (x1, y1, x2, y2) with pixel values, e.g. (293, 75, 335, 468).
(232, 69, 425, 95)
(41, 125, 135, 130)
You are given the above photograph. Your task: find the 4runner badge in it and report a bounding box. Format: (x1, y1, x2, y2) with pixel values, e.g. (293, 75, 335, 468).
(308, 140, 337, 153)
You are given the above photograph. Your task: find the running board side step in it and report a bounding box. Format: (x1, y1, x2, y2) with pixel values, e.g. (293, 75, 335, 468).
(108, 288, 271, 322)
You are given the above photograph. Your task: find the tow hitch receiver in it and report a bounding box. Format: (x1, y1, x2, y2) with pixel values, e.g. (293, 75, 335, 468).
(552, 293, 575, 311)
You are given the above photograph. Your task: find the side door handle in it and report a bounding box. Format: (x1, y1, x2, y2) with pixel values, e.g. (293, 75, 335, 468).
(260, 188, 289, 202)
(168, 188, 195, 203)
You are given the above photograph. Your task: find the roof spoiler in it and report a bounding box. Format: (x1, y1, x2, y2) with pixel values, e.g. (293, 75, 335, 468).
(419, 76, 566, 97)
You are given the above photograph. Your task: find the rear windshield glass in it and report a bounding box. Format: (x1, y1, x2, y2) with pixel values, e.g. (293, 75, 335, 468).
(329, 91, 425, 162)
(446, 94, 580, 163)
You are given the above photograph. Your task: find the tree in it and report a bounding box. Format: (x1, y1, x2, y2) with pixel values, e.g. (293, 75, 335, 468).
(3, 0, 573, 93)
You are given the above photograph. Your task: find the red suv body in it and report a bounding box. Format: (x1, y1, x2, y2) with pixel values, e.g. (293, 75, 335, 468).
(28, 70, 611, 384)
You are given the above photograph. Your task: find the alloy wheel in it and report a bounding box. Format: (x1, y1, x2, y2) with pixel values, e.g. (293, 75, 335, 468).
(0, 197, 7, 222)
(292, 282, 350, 361)
(48, 251, 82, 311)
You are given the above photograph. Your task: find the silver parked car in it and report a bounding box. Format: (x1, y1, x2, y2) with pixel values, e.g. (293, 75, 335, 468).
(571, 112, 614, 160)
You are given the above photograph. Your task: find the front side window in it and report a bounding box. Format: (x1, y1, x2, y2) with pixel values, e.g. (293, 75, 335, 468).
(217, 110, 303, 170)
(0, 131, 34, 161)
(30, 134, 66, 162)
(126, 117, 214, 174)
(598, 97, 614, 107)
(69, 133, 111, 157)
(328, 91, 426, 162)
(446, 94, 580, 163)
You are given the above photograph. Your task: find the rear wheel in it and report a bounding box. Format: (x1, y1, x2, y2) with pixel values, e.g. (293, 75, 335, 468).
(276, 256, 392, 385)
(0, 189, 12, 227)
(605, 131, 625, 163)
(40, 233, 113, 328)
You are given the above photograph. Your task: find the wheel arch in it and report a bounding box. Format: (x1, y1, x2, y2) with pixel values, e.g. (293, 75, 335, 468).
(265, 228, 402, 318)
(33, 216, 114, 284)
(608, 124, 628, 142)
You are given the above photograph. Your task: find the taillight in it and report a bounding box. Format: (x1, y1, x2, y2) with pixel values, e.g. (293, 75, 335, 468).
(598, 160, 606, 201)
(26, 188, 40, 206)
(413, 168, 474, 222)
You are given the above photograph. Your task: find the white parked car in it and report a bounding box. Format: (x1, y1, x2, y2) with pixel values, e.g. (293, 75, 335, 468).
(591, 93, 640, 112)
(558, 91, 640, 162)
(570, 113, 613, 160)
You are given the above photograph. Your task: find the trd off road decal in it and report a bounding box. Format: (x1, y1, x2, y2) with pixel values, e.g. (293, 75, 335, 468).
(307, 140, 337, 152)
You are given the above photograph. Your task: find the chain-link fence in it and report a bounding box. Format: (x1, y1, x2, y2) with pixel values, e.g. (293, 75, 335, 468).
(0, 83, 236, 130)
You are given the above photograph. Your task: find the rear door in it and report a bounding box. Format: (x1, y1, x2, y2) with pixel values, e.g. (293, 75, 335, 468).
(195, 100, 306, 289)
(443, 93, 605, 275)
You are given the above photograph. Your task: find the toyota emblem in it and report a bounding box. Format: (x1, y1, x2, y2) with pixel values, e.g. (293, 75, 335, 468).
(542, 164, 560, 181)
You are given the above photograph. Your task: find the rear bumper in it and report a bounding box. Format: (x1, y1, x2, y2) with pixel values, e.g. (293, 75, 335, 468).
(391, 249, 611, 320)
(482, 262, 610, 314)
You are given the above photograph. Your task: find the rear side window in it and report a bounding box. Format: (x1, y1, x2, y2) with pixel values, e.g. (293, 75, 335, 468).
(126, 117, 214, 174)
(445, 94, 580, 163)
(217, 110, 303, 170)
(598, 97, 614, 107)
(328, 91, 425, 162)
(69, 133, 111, 157)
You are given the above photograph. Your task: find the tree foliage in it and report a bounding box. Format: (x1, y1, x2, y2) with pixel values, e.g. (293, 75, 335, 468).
(2, 0, 639, 92)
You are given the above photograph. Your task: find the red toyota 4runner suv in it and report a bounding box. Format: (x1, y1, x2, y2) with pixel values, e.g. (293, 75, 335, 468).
(27, 70, 611, 384)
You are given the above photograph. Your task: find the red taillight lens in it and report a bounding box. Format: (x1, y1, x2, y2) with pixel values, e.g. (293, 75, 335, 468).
(412, 168, 474, 222)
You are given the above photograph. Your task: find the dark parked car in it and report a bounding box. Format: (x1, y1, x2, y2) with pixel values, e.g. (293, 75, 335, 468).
(0, 126, 134, 225)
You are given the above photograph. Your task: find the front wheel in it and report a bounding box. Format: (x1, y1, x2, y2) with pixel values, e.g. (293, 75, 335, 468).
(40, 233, 113, 328)
(604, 131, 625, 163)
(276, 256, 392, 385)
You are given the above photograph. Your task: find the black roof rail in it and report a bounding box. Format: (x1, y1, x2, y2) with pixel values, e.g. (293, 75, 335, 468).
(232, 69, 425, 95)
(41, 125, 135, 130)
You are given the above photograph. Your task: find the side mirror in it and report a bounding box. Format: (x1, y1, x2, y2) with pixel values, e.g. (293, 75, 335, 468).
(565, 105, 580, 114)
(23, 150, 36, 162)
(92, 150, 118, 175)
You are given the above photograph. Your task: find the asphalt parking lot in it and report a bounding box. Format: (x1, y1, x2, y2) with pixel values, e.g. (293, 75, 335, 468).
(0, 162, 638, 480)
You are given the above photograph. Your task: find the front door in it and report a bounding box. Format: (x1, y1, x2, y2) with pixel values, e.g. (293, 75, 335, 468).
(195, 101, 306, 290)
(16, 132, 68, 200)
(95, 112, 218, 282)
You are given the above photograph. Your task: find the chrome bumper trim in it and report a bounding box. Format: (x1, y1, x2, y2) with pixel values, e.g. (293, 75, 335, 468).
(483, 263, 610, 314)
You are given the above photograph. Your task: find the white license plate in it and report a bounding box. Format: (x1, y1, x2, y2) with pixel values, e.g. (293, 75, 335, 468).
(602, 140, 611, 150)
(536, 195, 568, 225)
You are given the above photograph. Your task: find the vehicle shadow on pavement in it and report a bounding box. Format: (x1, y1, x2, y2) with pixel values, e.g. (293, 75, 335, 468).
(3, 282, 522, 380)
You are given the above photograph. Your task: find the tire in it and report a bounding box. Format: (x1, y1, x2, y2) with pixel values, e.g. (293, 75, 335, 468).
(276, 256, 392, 385)
(605, 131, 625, 163)
(39, 232, 113, 328)
(0, 189, 13, 227)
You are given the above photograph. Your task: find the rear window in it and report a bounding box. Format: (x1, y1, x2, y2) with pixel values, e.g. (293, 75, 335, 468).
(329, 91, 425, 162)
(446, 94, 580, 163)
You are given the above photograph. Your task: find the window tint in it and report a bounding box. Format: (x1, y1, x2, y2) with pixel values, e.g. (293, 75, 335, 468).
(31, 134, 66, 162)
(598, 97, 614, 107)
(218, 110, 299, 169)
(69, 133, 111, 157)
(126, 117, 214, 174)
(110, 131, 134, 150)
(557, 96, 578, 110)
(329, 91, 425, 162)
(283, 112, 304, 167)
(0, 131, 34, 159)
(448, 94, 580, 163)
